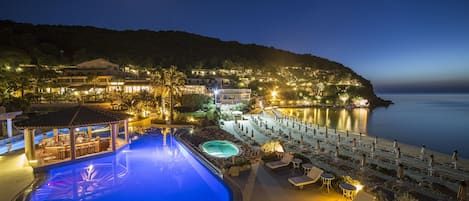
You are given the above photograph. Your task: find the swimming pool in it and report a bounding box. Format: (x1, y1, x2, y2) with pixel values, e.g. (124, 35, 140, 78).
(201, 140, 240, 158)
(30, 132, 232, 201)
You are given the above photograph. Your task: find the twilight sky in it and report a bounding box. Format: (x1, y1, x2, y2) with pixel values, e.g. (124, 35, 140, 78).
(1, 0, 469, 92)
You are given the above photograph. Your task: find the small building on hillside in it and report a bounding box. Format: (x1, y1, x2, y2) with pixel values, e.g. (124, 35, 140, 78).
(217, 89, 251, 104)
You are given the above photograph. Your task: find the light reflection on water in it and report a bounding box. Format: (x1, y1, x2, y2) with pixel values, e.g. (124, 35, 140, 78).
(31, 134, 230, 201)
(278, 107, 369, 134)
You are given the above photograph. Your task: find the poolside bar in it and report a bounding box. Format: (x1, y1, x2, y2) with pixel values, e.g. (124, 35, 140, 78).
(15, 106, 130, 167)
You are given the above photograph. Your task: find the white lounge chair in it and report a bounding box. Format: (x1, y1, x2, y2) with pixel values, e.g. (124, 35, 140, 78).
(288, 166, 323, 189)
(353, 191, 376, 201)
(265, 153, 294, 169)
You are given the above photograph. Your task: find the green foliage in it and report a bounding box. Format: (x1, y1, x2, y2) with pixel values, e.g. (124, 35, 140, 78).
(0, 20, 349, 71)
(2, 97, 30, 112)
(180, 94, 211, 112)
(0, 20, 390, 107)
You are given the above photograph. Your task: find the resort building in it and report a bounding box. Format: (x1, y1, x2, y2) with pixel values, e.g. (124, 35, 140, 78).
(217, 89, 251, 104)
(180, 85, 208, 95)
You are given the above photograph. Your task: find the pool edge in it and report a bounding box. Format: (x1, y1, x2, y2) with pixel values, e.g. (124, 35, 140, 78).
(175, 129, 242, 201)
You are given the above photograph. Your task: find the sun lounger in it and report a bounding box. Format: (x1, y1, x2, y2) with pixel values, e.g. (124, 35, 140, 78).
(265, 153, 294, 169)
(288, 166, 323, 189)
(353, 191, 376, 201)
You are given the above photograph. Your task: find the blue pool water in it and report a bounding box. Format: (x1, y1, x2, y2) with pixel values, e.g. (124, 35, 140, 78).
(30, 133, 231, 201)
(201, 140, 240, 158)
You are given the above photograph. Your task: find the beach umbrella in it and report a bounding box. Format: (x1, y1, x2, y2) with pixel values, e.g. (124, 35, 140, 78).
(305, 126, 308, 132)
(313, 128, 316, 135)
(299, 124, 301, 130)
(429, 154, 434, 168)
(420, 145, 426, 161)
(396, 147, 401, 159)
(359, 132, 362, 144)
(374, 136, 378, 145)
(286, 121, 289, 127)
(457, 181, 467, 201)
(325, 126, 328, 135)
(337, 134, 341, 146)
(293, 122, 295, 128)
(335, 146, 340, 158)
(300, 133, 304, 145)
(346, 130, 349, 138)
(352, 138, 357, 149)
(289, 131, 292, 141)
(396, 147, 401, 164)
(361, 153, 367, 169)
(272, 125, 274, 131)
(251, 130, 254, 138)
(371, 142, 376, 156)
(428, 154, 434, 176)
(452, 150, 459, 169)
(397, 163, 404, 181)
(246, 128, 249, 135)
(393, 139, 398, 153)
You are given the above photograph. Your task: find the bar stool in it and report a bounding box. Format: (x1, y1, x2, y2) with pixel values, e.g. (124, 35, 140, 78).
(65, 146, 70, 158)
(77, 145, 83, 156)
(57, 147, 65, 160)
(88, 144, 94, 153)
(82, 145, 88, 155)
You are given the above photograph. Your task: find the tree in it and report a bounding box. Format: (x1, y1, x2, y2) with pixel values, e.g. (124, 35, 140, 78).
(180, 94, 211, 111)
(162, 66, 186, 124)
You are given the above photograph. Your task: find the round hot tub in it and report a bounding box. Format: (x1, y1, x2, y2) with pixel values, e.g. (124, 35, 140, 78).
(201, 140, 240, 158)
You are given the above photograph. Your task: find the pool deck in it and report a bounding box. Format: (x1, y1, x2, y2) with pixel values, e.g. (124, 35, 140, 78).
(225, 161, 343, 201)
(0, 150, 34, 201)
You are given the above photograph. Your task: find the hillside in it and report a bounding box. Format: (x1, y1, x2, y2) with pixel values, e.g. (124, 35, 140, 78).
(0, 20, 390, 107)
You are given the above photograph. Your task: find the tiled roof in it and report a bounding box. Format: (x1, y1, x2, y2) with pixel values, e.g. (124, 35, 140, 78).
(15, 106, 130, 129)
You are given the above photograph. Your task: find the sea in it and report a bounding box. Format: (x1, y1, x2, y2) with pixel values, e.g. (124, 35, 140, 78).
(277, 93, 469, 158)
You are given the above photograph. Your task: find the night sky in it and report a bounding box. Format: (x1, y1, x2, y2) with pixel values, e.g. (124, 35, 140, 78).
(1, 0, 469, 93)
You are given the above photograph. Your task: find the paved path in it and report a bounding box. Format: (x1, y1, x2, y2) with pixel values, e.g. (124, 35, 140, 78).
(0, 151, 34, 201)
(228, 162, 343, 201)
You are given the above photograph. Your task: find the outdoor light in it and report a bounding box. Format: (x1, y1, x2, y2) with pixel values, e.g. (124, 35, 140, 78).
(355, 184, 364, 192)
(271, 90, 277, 98)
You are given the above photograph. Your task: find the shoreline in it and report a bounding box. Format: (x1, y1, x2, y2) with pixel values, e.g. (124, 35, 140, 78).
(220, 108, 469, 199)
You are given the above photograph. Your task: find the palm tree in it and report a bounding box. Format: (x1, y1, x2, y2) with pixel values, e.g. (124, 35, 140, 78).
(149, 68, 166, 118)
(162, 66, 186, 124)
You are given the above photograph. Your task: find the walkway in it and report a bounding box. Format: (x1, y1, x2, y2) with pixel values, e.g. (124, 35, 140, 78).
(0, 151, 34, 201)
(227, 161, 343, 201)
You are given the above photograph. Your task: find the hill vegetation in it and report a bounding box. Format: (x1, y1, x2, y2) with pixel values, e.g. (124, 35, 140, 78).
(0, 20, 390, 107)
